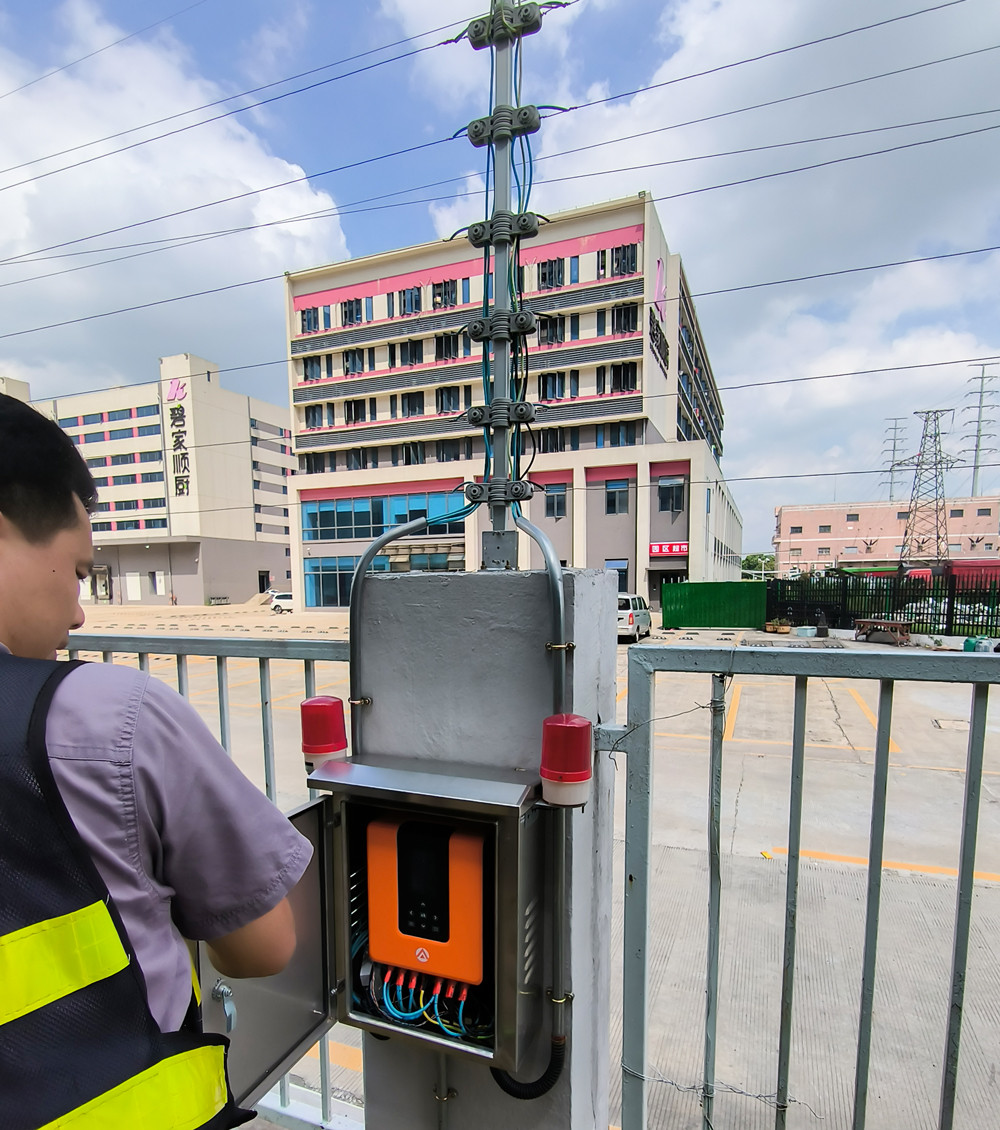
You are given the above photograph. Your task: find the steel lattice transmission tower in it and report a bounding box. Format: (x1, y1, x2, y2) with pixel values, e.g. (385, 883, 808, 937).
(894, 410, 958, 568)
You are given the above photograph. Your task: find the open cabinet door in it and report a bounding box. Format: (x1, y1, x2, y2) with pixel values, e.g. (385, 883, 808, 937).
(198, 795, 337, 1107)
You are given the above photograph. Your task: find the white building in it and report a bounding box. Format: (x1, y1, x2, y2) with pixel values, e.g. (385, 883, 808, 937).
(31, 354, 295, 606)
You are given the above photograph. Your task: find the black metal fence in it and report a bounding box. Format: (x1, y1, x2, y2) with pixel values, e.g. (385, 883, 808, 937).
(767, 573, 1000, 637)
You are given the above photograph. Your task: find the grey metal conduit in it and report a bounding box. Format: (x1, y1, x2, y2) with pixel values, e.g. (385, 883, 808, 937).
(512, 513, 571, 1044)
(348, 517, 428, 755)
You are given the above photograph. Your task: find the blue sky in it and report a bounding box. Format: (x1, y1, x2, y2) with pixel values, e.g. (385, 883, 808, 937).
(0, 0, 998, 549)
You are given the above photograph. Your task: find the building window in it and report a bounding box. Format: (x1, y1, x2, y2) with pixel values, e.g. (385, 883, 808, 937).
(609, 421, 637, 447)
(323, 305, 332, 330)
(597, 250, 606, 279)
(83, 432, 104, 443)
(386, 292, 395, 318)
(85, 457, 106, 468)
(402, 442, 426, 465)
(345, 399, 366, 425)
(390, 394, 397, 418)
(846, 512, 859, 522)
(304, 356, 322, 381)
(819, 524, 831, 533)
(950, 508, 964, 518)
(569, 256, 579, 284)
(436, 386, 460, 413)
(91, 476, 109, 487)
(539, 316, 565, 345)
(545, 484, 567, 518)
(978, 507, 992, 516)
(537, 258, 564, 289)
(141, 471, 164, 483)
(365, 296, 374, 321)
(326, 403, 336, 427)
(432, 279, 458, 308)
(305, 405, 323, 428)
(897, 511, 909, 520)
(570, 313, 579, 341)
(58, 416, 79, 427)
(611, 362, 637, 392)
(843, 546, 858, 554)
(136, 405, 158, 417)
(538, 371, 565, 401)
(658, 479, 684, 512)
(435, 333, 461, 361)
(344, 348, 365, 375)
(398, 286, 422, 315)
(115, 500, 138, 510)
(346, 449, 368, 471)
(95, 502, 111, 513)
(538, 428, 565, 453)
(342, 298, 363, 325)
(596, 365, 606, 395)
(92, 522, 112, 532)
(789, 548, 802, 557)
(400, 339, 424, 366)
(112, 474, 136, 486)
(82, 412, 102, 425)
(610, 243, 638, 276)
(116, 520, 140, 531)
(110, 454, 136, 466)
(304, 555, 390, 608)
(948, 542, 961, 552)
(605, 559, 629, 592)
(611, 303, 639, 334)
(789, 525, 802, 534)
(107, 408, 131, 422)
(401, 391, 424, 418)
(817, 547, 831, 556)
(137, 425, 160, 437)
(300, 307, 319, 333)
(436, 439, 461, 462)
(143, 497, 166, 508)
(304, 452, 326, 474)
(606, 479, 629, 515)
(596, 310, 606, 336)
(139, 450, 161, 463)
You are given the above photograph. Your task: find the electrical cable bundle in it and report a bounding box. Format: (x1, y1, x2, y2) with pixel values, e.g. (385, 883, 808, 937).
(365, 964, 493, 1046)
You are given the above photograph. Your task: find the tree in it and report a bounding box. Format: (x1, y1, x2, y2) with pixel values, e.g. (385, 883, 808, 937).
(741, 553, 775, 577)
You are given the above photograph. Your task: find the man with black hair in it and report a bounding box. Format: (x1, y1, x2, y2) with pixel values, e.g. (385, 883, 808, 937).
(0, 393, 311, 1127)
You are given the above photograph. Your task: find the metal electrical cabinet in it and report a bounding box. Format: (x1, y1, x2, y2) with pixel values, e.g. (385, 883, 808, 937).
(198, 755, 549, 1105)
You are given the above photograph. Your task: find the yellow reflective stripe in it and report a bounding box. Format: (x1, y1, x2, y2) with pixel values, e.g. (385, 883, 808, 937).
(38, 1045, 227, 1130)
(0, 900, 129, 1027)
(190, 954, 202, 1007)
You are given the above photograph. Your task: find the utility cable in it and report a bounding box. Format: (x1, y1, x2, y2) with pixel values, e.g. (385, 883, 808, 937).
(3, 104, 996, 292)
(2, 28, 990, 267)
(0, 0, 217, 102)
(0, 39, 454, 199)
(0, 14, 472, 177)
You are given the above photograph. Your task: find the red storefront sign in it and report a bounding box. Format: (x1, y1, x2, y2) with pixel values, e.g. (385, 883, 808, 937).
(650, 542, 689, 556)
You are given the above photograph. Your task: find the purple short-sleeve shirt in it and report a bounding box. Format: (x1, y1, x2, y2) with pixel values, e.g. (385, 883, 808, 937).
(1, 646, 312, 1032)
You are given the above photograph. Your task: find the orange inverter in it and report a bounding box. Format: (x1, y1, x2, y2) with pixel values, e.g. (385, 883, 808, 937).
(366, 818, 485, 985)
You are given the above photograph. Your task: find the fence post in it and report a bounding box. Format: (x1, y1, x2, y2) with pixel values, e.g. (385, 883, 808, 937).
(944, 572, 957, 638)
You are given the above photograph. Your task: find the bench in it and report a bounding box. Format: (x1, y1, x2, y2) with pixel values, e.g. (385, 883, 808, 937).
(854, 618, 912, 646)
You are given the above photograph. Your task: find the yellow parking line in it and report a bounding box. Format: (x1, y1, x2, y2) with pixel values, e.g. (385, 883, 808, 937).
(847, 687, 901, 753)
(722, 683, 742, 742)
(769, 846, 1000, 884)
(303, 1040, 363, 1072)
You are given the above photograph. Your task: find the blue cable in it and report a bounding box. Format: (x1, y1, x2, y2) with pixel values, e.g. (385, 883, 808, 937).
(458, 998, 468, 1036)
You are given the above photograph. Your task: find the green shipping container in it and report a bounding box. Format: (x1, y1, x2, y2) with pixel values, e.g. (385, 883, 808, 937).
(660, 581, 767, 629)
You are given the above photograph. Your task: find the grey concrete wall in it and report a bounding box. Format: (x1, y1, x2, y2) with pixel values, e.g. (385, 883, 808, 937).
(201, 538, 290, 603)
(528, 506, 574, 570)
(355, 568, 616, 1130)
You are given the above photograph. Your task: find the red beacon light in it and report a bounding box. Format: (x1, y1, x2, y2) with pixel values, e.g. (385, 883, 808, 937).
(540, 713, 593, 807)
(300, 696, 348, 772)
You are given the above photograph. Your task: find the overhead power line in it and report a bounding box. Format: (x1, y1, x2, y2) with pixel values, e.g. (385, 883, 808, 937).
(2, 30, 993, 268)
(0, 0, 217, 101)
(4, 105, 997, 291)
(0, 14, 472, 178)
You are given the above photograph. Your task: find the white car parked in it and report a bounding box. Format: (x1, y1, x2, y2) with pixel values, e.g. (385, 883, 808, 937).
(618, 594, 652, 641)
(270, 592, 294, 614)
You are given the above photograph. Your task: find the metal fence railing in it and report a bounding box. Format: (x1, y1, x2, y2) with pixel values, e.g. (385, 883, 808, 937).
(595, 646, 1000, 1130)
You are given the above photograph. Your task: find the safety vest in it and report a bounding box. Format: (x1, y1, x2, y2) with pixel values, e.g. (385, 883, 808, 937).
(0, 655, 252, 1130)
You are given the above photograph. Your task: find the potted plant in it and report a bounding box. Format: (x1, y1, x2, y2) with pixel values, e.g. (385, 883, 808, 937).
(765, 618, 792, 634)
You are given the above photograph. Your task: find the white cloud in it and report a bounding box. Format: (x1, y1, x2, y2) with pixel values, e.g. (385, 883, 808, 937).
(428, 171, 488, 238)
(240, 0, 312, 85)
(0, 0, 347, 404)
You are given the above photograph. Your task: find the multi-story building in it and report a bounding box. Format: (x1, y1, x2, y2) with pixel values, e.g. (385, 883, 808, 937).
(285, 194, 742, 609)
(31, 354, 295, 605)
(0, 376, 31, 402)
(773, 497, 1000, 574)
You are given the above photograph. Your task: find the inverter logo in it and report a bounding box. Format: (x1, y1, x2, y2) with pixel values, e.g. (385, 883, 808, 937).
(415, 947, 430, 964)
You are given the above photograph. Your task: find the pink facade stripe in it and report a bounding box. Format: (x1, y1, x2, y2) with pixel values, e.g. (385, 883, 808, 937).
(527, 469, 573, 486)
(585, 464, 636, 483)
(300, 477, 463, 502)
(650, 460, 690, 478)
(292, 224, 644, 311)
